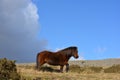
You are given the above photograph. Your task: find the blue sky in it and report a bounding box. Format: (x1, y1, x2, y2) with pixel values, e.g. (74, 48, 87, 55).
(33, 0, 120, 60)
(0, 0, 119, 62)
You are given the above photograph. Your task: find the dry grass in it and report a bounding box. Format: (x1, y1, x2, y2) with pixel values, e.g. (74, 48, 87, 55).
(17, 63, 120, 80)
(69, 58, 120, 67)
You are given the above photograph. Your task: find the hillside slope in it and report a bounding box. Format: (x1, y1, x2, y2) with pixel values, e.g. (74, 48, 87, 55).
(70, 58, 120, 67)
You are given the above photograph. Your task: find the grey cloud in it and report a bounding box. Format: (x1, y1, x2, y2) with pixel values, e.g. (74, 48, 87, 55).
(0, 0, 47, 62)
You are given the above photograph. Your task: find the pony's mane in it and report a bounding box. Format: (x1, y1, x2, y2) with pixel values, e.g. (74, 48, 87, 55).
(58, 46, 77, 52)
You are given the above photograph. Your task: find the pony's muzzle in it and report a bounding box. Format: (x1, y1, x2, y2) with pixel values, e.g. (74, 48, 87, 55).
(75, 55, 79, 58)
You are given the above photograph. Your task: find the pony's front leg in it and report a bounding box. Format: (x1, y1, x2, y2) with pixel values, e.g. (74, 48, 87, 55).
(66, 64, 69, 72)
(60, 65, 64, 73)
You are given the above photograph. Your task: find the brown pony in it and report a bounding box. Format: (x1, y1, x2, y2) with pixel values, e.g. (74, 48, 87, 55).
(36, 46, 79, 72)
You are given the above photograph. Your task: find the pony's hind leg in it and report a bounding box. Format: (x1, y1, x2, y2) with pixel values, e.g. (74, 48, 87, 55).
(37, 61, 45, 71)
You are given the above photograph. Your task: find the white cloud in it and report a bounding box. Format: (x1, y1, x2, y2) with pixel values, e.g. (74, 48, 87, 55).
(24, 2, 39, 23)
(95, 46, 107, 53)
(70, 55, 85, 61)
(0, 0, 47, 62)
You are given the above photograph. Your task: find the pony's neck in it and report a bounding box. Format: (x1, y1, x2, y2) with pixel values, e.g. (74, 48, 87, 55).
(62, 49, 72, 60)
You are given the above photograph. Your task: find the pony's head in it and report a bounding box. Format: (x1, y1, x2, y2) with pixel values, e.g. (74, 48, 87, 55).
(70, 47, 79, 59)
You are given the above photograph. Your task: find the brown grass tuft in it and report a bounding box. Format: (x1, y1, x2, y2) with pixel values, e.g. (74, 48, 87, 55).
(104, 64, 120, 73)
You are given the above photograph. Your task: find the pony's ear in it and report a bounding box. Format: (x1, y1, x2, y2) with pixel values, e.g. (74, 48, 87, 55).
(71, 46, 77, 50)
(73, 47, 78, 53)
(74, 47, 77, 49)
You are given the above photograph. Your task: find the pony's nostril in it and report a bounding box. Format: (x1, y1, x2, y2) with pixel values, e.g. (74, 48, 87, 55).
(76, 56, 79, 58)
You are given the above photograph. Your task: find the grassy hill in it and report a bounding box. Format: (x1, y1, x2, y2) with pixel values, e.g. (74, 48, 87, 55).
(70, 58, 120, 67)
(16, 58, 120, 80)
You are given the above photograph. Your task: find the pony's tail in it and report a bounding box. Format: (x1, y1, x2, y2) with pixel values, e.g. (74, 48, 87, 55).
(36, 53, 39, 70)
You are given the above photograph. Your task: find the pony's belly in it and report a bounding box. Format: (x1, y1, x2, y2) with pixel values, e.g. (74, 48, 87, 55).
(47, 60, 60, 65)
